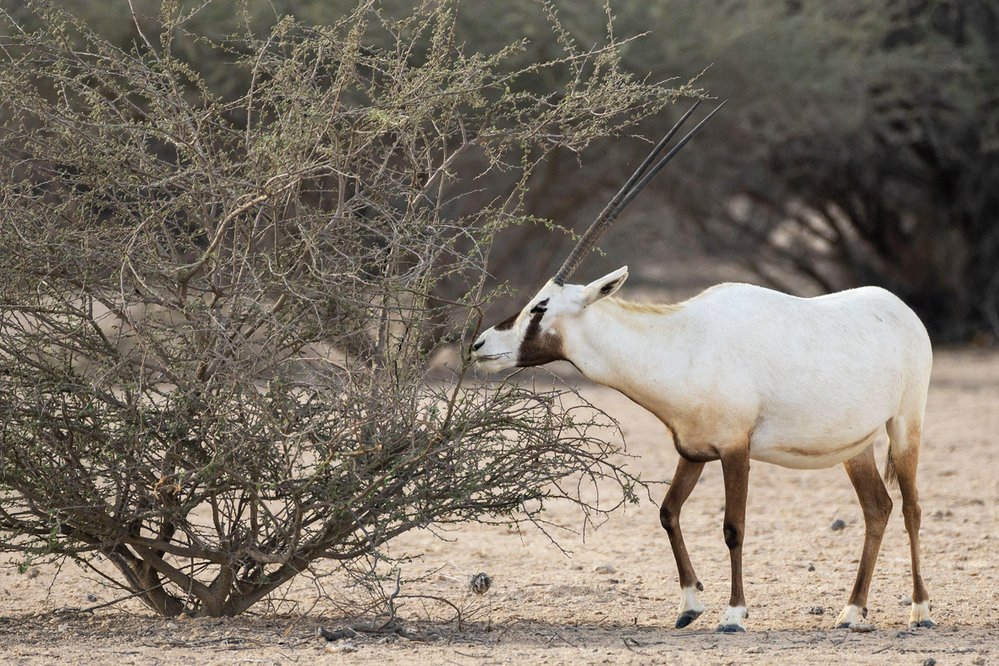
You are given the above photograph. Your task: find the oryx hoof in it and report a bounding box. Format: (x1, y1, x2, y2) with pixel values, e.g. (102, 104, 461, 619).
(716, 605, 748, 633)
(716, 623, 746, 633)
(834, 604, 867, 629)
(909, 601, 934, 629)
(675, 610, 702, 629)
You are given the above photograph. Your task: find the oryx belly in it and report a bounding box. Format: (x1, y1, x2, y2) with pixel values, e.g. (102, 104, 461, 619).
(747, 427, 882, 469)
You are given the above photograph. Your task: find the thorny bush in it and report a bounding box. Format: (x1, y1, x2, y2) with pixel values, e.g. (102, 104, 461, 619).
(0, 1, 686, 616)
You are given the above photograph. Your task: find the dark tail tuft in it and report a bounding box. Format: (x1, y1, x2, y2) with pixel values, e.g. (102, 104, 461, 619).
(883, 444, 898, 486)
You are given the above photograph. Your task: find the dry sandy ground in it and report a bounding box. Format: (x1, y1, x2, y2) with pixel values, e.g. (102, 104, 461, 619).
(1, 349, 996, 665)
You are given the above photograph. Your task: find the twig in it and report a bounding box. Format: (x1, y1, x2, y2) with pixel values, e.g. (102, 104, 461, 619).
(543, 627, 576, 648)
(622, 636, 646, 653)
(395, 593, 464, 630)
(42, 583, 172, 618)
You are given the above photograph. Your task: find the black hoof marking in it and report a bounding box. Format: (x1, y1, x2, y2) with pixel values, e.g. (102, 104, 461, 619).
(716, 624, 746, 633)
(696, 580, 704, 592)
(675, 610, 702, 629)
(910, 620, 936, 629)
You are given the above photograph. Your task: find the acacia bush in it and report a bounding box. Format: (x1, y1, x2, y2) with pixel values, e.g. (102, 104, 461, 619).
(0, 0, 681, 617)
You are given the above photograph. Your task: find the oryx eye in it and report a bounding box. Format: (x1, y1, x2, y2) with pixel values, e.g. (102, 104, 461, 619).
(530, 299, 549, 315)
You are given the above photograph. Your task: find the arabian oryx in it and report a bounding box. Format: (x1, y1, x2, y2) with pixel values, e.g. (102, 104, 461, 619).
(471, 101, 935, 632)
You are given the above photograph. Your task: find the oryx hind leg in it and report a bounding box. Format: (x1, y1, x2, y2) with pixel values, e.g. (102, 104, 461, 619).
(834, 444, 892, 628)
(659, 457, 706, 628)
(887, 415, 935, 628)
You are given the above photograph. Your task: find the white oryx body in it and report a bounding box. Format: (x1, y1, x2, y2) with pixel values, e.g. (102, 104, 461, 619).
(547, 277, 930, 471)
(472, 267, 935, 632)
(472, 103, 935, 633)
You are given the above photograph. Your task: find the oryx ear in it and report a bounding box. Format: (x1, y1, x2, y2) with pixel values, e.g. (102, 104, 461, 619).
(580, 266, 629, 306)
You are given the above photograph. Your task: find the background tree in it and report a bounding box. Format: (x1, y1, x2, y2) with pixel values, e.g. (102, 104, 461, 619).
(619, 0, 999, 342)
(0, 0, 684, 617)
(14, 0, 996, 339)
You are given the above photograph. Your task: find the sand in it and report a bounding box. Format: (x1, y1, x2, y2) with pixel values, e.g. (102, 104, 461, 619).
(1, 349, 996, 665)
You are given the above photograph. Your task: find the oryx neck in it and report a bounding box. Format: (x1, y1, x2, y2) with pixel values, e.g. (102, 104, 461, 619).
(560, 296, 684, 388)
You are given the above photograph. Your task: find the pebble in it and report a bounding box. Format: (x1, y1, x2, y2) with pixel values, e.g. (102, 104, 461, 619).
(326, 642, 358, 654)
(849, 623, 876, 633)
(469, 572, 492, 595)
(923, 659, 936, 666)
(807, 607, 825, 615)
(807, 563, 816, 572)
(594, 564, 616, 574)
(830, 519, 847, 531)
(86, 593, 98, 603)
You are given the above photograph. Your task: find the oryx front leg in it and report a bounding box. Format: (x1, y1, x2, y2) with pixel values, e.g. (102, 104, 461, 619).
(659, 457, 705, 628)
(717, 448, 750, 633)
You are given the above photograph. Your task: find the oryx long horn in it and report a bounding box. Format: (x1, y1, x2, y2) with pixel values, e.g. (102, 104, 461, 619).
(551, 100, 726, 286)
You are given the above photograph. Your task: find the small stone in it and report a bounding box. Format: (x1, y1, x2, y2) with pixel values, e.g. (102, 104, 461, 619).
(923, 659, 936, 666)
(608, 578, 620, 584)
(594, 564, 616, 574)
(807, 563, 816, 572)
(469, 572, 492, 595)
(86, 593, 98, 603)
(849, 622, 876, 633)
(326, 642, 358, 654)
(57, 623, 68, 633)
(746, 646, 763, 654)
(166, 622, 178, 630)
(807, 606, 825, 615)
(830, 519, 847, 531)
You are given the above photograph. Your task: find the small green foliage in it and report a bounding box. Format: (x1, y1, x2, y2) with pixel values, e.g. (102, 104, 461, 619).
(16, 555, 34, 575)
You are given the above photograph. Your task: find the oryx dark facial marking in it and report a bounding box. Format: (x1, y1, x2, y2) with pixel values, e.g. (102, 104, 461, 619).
(516, 306, 564, 367)
(494, 311, 519, 331)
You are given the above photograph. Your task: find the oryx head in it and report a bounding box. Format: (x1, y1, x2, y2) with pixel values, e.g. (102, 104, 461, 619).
(471, 100, 724, 373)
(470, 267, 630, 372)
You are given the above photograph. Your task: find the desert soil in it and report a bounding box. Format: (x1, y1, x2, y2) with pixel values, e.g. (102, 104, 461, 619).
(1, 349, 996, 665)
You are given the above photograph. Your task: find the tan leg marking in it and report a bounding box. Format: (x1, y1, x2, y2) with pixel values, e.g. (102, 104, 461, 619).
(888, 417, 934, 628)
(717, 447, 750, 632)
(835, 445, 892, 627)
